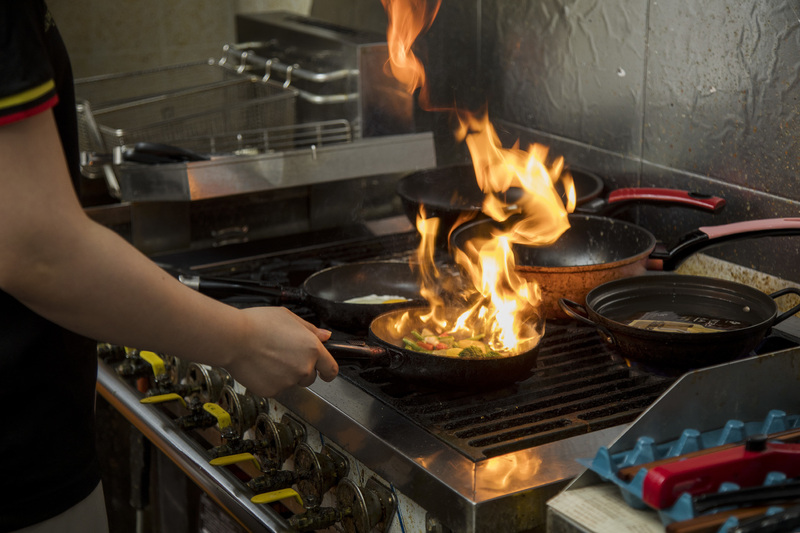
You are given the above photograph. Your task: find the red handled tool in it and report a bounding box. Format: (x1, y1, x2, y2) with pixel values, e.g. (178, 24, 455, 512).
(642, 436, 800, 510)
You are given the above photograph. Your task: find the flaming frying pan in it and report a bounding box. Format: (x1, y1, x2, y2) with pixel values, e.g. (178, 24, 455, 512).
(323, 306, 541, 388)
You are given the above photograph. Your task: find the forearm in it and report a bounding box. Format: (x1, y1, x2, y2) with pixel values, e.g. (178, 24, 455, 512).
(0, 110, 338, 397)
(6, 214, 246, 368)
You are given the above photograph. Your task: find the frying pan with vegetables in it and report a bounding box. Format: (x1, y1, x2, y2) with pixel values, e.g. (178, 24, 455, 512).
(324, 306, 541, 388)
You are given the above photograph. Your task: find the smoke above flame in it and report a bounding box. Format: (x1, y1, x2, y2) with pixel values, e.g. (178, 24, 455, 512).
(383, 0, 575, 354)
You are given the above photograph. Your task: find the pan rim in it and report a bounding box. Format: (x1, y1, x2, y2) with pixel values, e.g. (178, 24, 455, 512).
(584, 273, 778, 337)
(453, 214, 657, 272)
(368, 305, 543, 361)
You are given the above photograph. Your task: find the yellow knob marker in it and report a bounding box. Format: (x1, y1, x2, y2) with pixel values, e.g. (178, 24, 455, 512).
(209, 453, 261, 470)
(203, 403, 232, 430)
(140, 393, 187, 408)
(251, 488, 303, 507)
(139, 351, 165, 377)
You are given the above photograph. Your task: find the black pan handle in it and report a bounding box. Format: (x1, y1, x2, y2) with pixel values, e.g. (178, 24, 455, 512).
(323, 340, 394, 367)
(178, 275, 303, 302)
(558, 299, 617, 346)
(769, 287, 800, 325)
(693, 477, 800, 515)
(730, 503, 800, 533)
(649, 218, 800, 271)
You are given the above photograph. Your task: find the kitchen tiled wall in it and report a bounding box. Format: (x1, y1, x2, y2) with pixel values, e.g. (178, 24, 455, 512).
(444, 0, 800, 281)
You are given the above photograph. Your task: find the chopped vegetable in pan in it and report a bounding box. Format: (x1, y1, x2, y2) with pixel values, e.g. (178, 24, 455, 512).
(401, 328, 502, 358)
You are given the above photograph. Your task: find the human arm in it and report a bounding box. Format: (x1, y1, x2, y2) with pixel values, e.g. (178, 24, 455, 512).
(0, 110, 338, 397)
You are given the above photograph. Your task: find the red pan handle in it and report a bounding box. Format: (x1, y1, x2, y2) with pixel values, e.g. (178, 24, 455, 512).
(606, 188, 726, 213)
(648, 218, 800, 271)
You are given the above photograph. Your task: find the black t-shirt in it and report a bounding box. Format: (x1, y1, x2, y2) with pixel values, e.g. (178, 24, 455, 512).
(0, 2, 101, 531)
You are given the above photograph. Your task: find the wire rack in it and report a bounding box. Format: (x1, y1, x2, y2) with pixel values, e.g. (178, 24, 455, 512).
(87, 78, 297, 149)
(170, 119, 353, 155)
(74, 60, 246, 111)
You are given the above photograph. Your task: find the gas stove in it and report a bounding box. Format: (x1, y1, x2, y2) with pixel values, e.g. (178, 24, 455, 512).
(98, 220, 706, 533)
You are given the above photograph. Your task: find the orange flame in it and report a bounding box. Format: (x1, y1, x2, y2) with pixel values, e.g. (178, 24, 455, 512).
(381, 0, 441, 106)
(384, 0, 575, 355)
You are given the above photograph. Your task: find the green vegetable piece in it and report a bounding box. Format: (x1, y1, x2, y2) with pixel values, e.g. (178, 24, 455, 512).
(402, 338, 423, 351)
(458, 345, 484, 358)
(411, 330, 425, 341)
(483, 350, 501, 358)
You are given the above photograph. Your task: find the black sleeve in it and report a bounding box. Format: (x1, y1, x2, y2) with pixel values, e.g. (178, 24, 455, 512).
(0, 0, 59, 125)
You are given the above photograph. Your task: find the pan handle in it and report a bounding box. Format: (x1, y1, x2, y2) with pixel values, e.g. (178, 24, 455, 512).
(601, 188, 726, 215)
(558, 299, 617, 346)
(649, 218, 800, 271)
(769, 287, 800, 325)
(323, 340, 396, 368)
(178, 275, 303, 302)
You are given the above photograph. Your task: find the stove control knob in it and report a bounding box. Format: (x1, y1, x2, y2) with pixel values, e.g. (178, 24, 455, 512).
(335, 478, 396, 533)
(218, 385, 264, 435)
(253, 413, 306, 467)
(293, 443, 349, 508)
(161, 353, 189, 385)
(184, 362, 232, 404)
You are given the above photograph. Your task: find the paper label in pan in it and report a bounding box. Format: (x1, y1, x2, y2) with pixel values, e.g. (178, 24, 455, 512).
(626, 311, 747, 333)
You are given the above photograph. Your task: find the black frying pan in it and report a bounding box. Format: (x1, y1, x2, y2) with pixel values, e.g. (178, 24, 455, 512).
(324, 306, 541, 388)
(559, 274, 800, 371)
(179, 261, 425, 332)
(450, 215, 800, 319)
(396, 164, 725, 238)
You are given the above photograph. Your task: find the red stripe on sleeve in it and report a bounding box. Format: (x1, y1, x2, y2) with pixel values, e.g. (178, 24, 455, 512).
(0, 94, 60, 127)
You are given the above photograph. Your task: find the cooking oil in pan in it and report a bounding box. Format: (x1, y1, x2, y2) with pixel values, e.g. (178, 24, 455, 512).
(624, 310, 750, 333)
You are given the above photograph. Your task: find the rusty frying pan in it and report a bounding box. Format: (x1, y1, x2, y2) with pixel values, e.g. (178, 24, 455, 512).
(558, 274, 800, 371)
(450, 216, 800, 319)
(179, 261, 425, 332)
(324, 306, 541, 388)
(396, 164, 725, 237)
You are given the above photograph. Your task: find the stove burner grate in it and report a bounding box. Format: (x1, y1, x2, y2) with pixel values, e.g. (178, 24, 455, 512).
(338, 322, 675, 461)
(195, 230, 676, 462)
